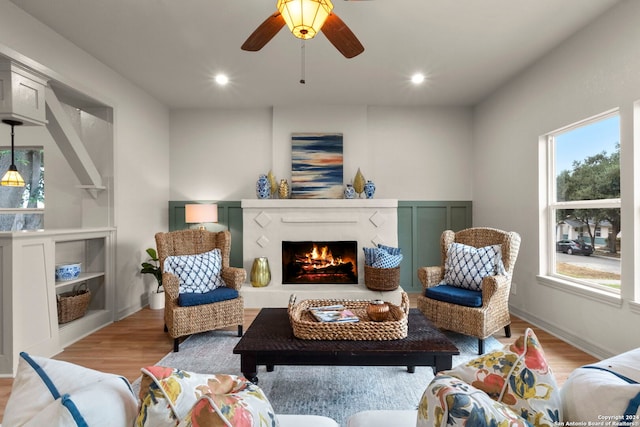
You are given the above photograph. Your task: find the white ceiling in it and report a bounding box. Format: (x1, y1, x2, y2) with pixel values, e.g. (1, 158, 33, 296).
(9, 0, 620, 109)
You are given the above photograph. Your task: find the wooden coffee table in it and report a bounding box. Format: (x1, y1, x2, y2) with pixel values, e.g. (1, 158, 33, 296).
(232, 308, 459, 383)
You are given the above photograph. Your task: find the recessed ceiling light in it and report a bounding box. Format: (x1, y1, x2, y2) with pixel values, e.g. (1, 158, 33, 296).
(214, 74, 229, 86)
(411, 73, 426, 85)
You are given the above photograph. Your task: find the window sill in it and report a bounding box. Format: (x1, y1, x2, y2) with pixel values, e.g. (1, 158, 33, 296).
(629, 301, 640, 315)
(536, 275, 622, 307)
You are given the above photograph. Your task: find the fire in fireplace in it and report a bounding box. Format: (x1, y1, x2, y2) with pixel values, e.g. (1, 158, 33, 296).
(282, 241, 358, 284)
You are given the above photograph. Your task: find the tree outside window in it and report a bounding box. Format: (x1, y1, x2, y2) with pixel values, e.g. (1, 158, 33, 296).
(556, 142, 620, 253)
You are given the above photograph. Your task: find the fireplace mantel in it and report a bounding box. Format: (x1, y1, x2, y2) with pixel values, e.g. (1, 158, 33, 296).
(241, 199, 398, 209)
(241, 199, 402, 307)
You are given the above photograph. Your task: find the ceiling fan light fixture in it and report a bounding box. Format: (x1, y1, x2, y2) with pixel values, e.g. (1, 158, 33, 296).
(277, 0, 334, 40)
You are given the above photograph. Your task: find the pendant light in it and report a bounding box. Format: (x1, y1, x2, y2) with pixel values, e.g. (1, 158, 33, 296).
(1, 119, 25, 187)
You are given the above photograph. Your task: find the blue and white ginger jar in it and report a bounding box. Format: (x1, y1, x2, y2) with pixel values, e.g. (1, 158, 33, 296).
(256, 174, 270, 199)
(364, 180, 376, 199)
(344, 184, 356, 199)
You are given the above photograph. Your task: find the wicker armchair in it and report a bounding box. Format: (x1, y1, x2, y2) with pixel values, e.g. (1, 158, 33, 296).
(155, 229, 246, 352)
(417, 227, 521, 354)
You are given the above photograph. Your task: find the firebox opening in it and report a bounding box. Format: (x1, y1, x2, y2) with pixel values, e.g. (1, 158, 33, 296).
(282, 241, 358, 284)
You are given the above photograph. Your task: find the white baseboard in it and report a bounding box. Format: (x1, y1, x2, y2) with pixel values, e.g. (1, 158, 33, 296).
(509, 306, 612, 360)
(117, 301, 146, 321)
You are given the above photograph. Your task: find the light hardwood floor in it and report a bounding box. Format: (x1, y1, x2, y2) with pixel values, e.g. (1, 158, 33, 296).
(0, 294, 598, 419)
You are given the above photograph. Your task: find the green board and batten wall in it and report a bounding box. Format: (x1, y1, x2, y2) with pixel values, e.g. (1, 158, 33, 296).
(168, 200, 472, 293)
(168, 201, 244, 271)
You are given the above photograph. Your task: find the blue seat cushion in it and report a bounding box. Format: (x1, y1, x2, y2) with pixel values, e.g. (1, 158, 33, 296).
(425, 284, 482, 307)
(178, 286, 239, 307)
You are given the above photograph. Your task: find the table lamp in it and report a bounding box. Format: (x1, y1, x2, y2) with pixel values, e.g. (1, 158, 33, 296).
(185, 204, 218, 230)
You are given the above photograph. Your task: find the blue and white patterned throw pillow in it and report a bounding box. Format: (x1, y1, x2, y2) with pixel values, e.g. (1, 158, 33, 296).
(364, 245, 403, 267)
(442, 243, 503, 291)
(363, 247, 377, 266)
(372, 247, 403, 268)
(377, 244, 402, 256)
(163, 249, 225, 293)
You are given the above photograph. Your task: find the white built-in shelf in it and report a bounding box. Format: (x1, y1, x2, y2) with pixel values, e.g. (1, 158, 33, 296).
(55, 272, 105, 288)
(0, 227, 115, 376)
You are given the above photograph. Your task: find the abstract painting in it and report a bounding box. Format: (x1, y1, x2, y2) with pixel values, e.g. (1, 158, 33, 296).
(291, 133, 343, 199)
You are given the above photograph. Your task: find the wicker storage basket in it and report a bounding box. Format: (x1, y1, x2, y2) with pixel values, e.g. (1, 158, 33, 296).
(57, 284, 91, 324)
(364, 265, 400, 291)
(288, 291, 409, 341)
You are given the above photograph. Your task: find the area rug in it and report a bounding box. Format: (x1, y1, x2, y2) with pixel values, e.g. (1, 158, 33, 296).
(132, 331, 502, 426)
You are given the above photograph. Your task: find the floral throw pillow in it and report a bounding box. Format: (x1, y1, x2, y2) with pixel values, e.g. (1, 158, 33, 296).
(442, 243, 505, 291)
(163, 248, 225, 293)
(137, 366, 279, 427)
(417, 375, 531, 427)
(428, 328, 562, 426)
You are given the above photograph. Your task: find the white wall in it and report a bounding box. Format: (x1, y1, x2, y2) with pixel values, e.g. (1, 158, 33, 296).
(169, 108, 273, 201)
(367, 106, 473, 200)
(0, 0, 171, 319)
(474, 0, 640, 357)
(170, 105, 473, 200)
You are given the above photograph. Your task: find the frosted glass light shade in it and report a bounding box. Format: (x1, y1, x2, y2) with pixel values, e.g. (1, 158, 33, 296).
(185, 204, 218, 224)
(277, 0, 333, 40)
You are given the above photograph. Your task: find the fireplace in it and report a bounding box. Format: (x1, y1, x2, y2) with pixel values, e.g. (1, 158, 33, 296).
(242, 199, 399, 307)
(282, 241, 358, 284)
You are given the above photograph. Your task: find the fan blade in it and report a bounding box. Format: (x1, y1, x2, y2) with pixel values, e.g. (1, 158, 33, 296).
(321, 13, 364, 58)
(241, 12, 286, 52)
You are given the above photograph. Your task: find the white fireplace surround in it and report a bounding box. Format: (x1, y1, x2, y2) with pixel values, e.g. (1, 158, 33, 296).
(241, 199, 403, 308)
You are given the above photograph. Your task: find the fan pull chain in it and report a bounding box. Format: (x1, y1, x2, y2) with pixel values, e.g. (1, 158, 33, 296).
(300, 40, 306, 84)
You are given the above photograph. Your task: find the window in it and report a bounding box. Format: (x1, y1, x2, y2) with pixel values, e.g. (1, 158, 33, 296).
(546, 113, 620, 293)
(0, 147, 44, 231)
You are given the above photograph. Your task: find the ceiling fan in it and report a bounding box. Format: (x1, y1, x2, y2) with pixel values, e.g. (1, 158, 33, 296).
(241, 0, 365, 59)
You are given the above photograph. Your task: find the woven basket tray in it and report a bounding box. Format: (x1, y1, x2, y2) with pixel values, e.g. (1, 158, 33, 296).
(288, 291, 409, 341)
(364, 265, 400, 291)
(57, 284, 91, 324)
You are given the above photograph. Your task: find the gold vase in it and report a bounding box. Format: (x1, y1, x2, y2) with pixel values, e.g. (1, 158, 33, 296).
(267, 170, 277, 198)
(250, 257, 271, 287)
(353, 168, 365, 198)
(278, 179, 290, 199)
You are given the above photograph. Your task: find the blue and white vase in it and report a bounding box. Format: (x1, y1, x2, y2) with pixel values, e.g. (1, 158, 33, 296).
(364, 180, 376, 199)
(256, 174, 270, 199)
(344, 184, 356, 199)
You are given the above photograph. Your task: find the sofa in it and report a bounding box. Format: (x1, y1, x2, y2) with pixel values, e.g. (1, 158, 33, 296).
(3, 331, 640, 427)
(346, 328, 640, 427)
(0, 352, 341, 427)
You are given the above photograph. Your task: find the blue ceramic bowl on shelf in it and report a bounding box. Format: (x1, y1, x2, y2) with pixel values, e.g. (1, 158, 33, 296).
(55, 262, 82, 281)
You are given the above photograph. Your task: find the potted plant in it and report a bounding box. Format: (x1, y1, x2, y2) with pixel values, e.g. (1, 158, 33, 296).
(141, 248, 164, 309)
